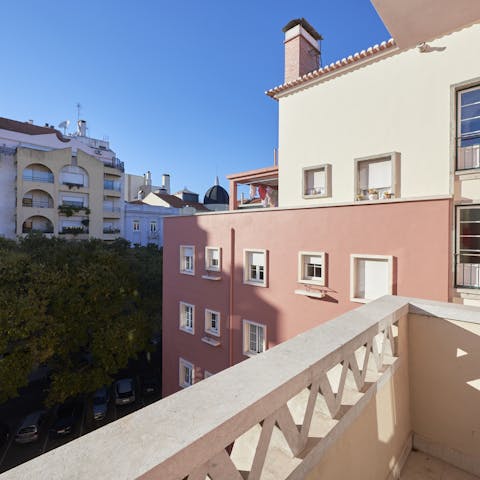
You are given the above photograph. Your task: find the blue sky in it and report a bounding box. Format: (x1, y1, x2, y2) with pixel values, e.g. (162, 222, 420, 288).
(1, 1, 389, 197)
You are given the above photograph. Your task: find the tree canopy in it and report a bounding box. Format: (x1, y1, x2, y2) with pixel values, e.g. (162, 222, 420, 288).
(0, 235, 162, 406)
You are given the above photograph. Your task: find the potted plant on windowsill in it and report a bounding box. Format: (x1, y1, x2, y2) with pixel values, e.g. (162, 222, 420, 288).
(368, 189, 379, 200)
(382, 191, 394, 199)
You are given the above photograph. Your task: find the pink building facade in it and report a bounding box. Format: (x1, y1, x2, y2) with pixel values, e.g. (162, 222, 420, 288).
(162, 198, 451, 395)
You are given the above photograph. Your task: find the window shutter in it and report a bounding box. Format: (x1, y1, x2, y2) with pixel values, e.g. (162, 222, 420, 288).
(306, 255, 323, 265)
(312, 169, 325, 189)
(368, 160, 391, 189)
(250, 252, 265, 267)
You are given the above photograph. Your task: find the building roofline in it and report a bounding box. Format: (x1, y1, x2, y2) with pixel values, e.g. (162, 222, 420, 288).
(266, 38, 396, 99)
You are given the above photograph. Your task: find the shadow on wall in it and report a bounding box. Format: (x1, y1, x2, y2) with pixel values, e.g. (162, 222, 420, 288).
(162, 217, 280, 397)
(409, 314, 480, 471)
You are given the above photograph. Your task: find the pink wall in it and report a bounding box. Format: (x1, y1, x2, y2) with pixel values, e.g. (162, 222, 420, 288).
(162, 199, 451, 396)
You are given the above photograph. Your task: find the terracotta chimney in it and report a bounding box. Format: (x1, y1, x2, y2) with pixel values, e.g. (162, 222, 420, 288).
(282, 18, 322, 83)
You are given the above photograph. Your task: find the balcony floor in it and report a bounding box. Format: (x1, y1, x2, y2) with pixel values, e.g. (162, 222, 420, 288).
(401, 451, 479, 479)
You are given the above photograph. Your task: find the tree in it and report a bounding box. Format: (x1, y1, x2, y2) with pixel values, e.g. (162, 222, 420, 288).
(0, 235, 161, 406)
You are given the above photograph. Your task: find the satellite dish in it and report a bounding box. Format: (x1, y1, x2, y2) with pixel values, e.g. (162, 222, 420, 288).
(58, 120, 70, 135)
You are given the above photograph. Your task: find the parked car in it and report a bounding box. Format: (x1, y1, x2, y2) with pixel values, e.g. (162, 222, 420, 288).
(140, 373, 160, 396)
(50, 400, 83, 437)
(114, 378, 135, 405)
(15, 411, 46, 444)
(92, 386, 110, 421)
(0, 422, 10, 447)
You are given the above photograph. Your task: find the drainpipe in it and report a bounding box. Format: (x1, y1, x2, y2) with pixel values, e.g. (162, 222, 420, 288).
(229, 227, 235, 367)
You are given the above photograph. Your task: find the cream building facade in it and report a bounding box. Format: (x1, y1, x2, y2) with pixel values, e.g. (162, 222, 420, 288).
(0, 118, 124, 240)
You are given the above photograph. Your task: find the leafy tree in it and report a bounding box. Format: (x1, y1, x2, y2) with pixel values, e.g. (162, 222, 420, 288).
(0, 235, 162, 406)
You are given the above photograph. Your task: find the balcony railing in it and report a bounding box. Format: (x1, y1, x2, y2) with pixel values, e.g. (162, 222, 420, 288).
(21, 199, 53, 208)
(456, 258, 480, 288)
(103, 206, 121, 213)
(457, 135, 480, 170)
(22, 226, 53, 234)
(103, 157, 125, 172)
(62, 200, 85, 208)
(22, 173, 54, 183)
(2, 297, 479, 480)
(103, 180, 121, 191)
(59, 227, 88, 235)
(103, 228, 120, 234)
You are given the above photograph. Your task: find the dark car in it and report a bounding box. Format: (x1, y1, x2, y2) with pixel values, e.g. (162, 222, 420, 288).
(0, 422, 10, 447)
(114, 378, 135, 405)
(140, 373, 160, 396)
(50, 400, 83, 437)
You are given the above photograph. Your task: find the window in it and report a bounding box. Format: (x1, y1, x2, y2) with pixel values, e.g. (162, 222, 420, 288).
(179, 358, 194, 388)
(303, 164, 331, 198)
(350, 254, 393, 303)
(205, 247, 221, 272)
(243, 320, 266, 356)
(179, 302, 194, 334)
(205, 309, 220, 337)
(180, 245, 195, 275)
(354, 153, 399, 200)
(456, 206, 480, 288)
(150, 221, 157, 233)
(457, 85, 480, 170)
(133, 220, 140, 232)
(244, 249, 267, 286)
(298, 251, 326, 285)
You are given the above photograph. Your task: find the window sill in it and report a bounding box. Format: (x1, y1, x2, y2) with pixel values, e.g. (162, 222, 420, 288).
(179, 327, 194, 335)
(350, 296, 370, 304)
(179, 383, 192, 389)
(294, 289, 326, 299)
(302, 193, 329, 199)
(201, 336, 221, 347)
(243, 351, 262, 358)
(202, 274, 221, 281)
(455, 168, 480, 176)
(243, 280, 267, 288)
(180, 270, 195, 276)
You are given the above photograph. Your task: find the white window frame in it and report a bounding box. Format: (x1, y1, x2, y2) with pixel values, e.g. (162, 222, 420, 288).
(350, 254, 393, 303)
(298, 251, 326, 286)
(457, 84, 480, 170)
(243, 320, 266, 357)
(179, 358, 194, 388)
(205, 246, 221, 272)
(180, 245, 195, 275)
(150, 221, 157, 233)
(302, 164, 331, 198)
(179, 302, 195, 334)
(204, 309, 220, 337)
(133, 220, 140, 232)
(354, 152, 400, 201)
(243, 249, 267, 287)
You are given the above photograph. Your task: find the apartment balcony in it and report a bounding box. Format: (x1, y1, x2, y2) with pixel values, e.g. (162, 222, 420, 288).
(228, 166, 278, 210)
(2, 297, 479, 480)
(103, 180, 122, 197)
(103, 206, 121, 218)
(103, 157, 125, 173)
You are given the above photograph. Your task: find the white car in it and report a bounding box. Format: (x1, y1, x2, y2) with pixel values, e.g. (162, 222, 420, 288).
(114, 378, 135, 405)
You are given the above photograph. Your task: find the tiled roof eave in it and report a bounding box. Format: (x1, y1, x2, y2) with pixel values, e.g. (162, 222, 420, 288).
(266, 38, 397, 99)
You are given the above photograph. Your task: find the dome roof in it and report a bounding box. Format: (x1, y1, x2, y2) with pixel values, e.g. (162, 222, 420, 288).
(204, 183, 229, 205)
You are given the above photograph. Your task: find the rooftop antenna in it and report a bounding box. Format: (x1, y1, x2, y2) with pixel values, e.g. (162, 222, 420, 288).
(76, 102, 81, 121)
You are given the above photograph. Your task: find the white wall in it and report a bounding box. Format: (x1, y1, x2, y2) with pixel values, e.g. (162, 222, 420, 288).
(278, 24, 480, 207)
